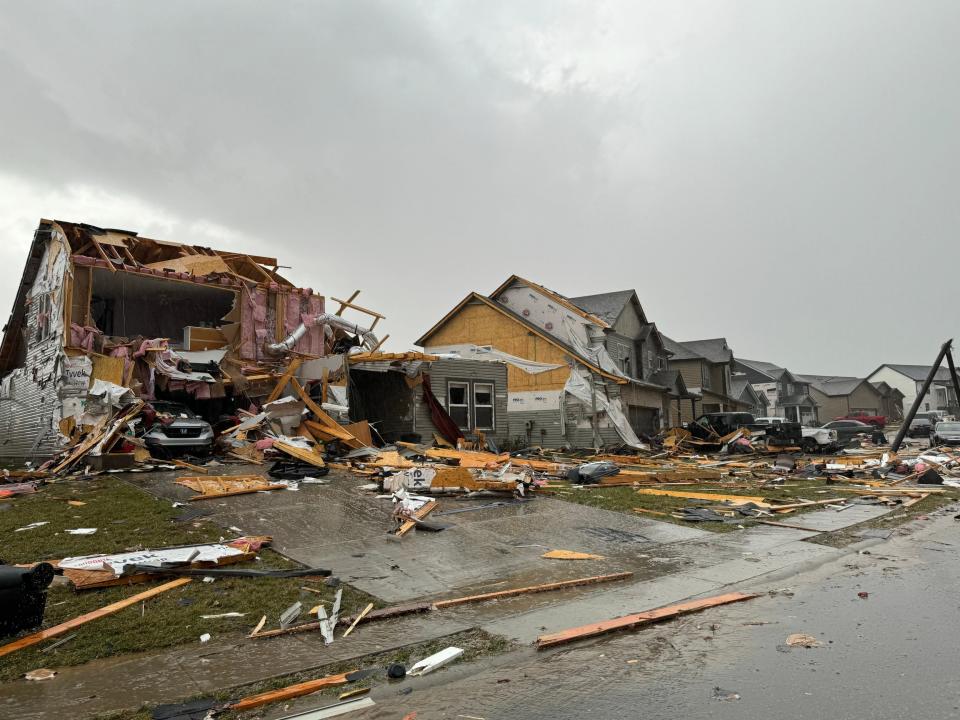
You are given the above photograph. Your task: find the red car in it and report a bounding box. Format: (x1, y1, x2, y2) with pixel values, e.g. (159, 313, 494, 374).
(834, 412, 886, 429)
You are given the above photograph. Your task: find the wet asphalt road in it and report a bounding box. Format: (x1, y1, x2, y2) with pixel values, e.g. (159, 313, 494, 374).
(335, 503, 960, 720)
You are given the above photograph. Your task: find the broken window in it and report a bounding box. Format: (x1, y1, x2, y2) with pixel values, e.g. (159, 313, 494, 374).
(33, 293, 53, 343)
(474, 382, 494, 429)
(448, 382, 470, 430)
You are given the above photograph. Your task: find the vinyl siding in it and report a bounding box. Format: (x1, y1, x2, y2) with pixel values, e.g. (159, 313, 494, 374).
(413, 359, 509, 445)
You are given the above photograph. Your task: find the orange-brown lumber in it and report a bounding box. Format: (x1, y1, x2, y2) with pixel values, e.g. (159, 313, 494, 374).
(535, 592, 758, 649)
(433, 572, 633, 609)
(229, 671, 354, 711)
(0, 578, 191, 658)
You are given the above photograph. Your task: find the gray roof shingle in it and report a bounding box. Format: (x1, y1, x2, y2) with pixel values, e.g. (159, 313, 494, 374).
(569, 290, 636, 325)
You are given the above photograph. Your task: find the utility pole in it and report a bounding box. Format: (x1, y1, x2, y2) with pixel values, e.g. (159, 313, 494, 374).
(890, 339, 960, 452)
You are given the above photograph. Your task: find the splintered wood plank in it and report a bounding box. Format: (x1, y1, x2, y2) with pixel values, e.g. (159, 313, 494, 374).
(274, 440, 327, 468)
(229, 671, 354, 712)
(0, 578, 191, 658)
(266, 357, 304, 402)
(535, 592, 758, 649)
(432, 572, 633, 609)
(396, 500, 437, 537)
(636, 488, 771, 506)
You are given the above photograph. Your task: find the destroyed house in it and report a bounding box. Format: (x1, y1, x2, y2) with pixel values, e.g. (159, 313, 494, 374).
(0, 219, 336, 459)
(415, 276, 682, 449)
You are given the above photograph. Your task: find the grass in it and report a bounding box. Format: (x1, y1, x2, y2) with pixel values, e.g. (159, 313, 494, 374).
(0, 476, 377, 683)
(551, 477, 844, 532)
(94, 628, 512, 720)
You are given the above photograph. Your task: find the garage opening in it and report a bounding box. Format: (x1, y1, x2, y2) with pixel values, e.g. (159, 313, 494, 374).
(86, 268, 236, 346)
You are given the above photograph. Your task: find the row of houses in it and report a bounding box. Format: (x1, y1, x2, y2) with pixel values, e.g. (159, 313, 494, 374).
(411, 276, 912, 448)
(0, 220, 925, 458)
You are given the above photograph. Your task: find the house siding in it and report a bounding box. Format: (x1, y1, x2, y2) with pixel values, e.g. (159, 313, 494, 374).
(413, 359, 509, 445)
(0, 232, 71, 460)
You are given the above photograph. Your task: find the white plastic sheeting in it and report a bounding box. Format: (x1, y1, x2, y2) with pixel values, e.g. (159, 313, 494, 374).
(59, 543, 248, 576)
(425, 344, 563, 375)
(564, 368, 647, 449)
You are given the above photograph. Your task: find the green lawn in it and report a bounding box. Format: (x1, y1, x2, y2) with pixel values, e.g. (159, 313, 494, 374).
(0, 476, 376, 683)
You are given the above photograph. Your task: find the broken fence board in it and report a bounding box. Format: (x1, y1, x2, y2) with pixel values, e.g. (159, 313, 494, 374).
(432, 572, 633, 609)
(535, 592, 758, 649)
(0, 578, 191, 658)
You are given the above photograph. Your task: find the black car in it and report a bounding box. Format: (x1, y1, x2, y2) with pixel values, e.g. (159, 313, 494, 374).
(821, 419, 875, 444)
(906, 418, 933, 438)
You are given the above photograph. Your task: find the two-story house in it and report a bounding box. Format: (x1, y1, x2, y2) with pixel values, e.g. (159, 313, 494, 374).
(867, 364, 956, 418)
(660, 336, 750, 423)
(415, 277, 681, 448)
(733, 358, 819, 424)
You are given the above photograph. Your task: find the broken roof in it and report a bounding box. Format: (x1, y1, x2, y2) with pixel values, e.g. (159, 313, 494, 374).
(568, 290, 637, 326)
(488, 275, 610, 328)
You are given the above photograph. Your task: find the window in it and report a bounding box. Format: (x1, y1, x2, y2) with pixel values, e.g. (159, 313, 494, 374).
(473, 383, 494, 429)
(448, 382, 470, 430)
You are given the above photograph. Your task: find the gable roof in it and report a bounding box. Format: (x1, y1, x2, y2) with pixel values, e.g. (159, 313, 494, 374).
(798, 374, 872, 397)
(735, 358, 790, 382)
(489, 275, 609, 328)
(660, 334, 700, 361)
(678, 338, 733, 364)
(568, 290, 641, 326)
(873, 363, 954, 383)
(414, 291, 626, 383)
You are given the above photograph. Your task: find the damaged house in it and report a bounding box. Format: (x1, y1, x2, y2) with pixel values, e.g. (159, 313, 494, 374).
(415, 276, 687, 449)
(0, 219, 372, 460)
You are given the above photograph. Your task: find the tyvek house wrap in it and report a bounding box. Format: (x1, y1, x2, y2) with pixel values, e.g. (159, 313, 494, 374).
(564, 367, 647, 449)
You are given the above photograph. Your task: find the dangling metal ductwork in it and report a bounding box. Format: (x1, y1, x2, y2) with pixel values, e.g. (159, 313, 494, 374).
(266, 313, 378, 355)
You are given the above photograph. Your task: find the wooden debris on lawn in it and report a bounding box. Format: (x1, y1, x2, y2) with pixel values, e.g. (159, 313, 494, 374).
(176, 475, 285, 500)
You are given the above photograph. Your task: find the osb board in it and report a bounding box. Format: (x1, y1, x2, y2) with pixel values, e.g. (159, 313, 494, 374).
(145, 254, 231, 276)
(89, 352, 125, 386)
(184, 326, 228, 351)
(343, 421, 373, 446)
(423, 301, 570, 392)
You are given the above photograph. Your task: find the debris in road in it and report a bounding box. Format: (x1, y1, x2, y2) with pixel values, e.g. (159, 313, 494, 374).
(338, 687, 371, 700)
(408, 646, 464, 676)
(199, 633, 211, 643)
(342, 603, 374, 637)
(277, 696, 376, 719)
(24, 668, 57, 681)
(387, 663, 407, 679)
(541, 549, 605, 560)
(319, 588, 343, 644)
(0, 578, 191, 658)
(65, 527, 98, 535)
(858, 591, 869, 599)
(176, 475, 285, 500)
(786, 633, 821, 648)
(536, 592, 758, 648)
(151, 698, 218, 720)
(713, 686, 741, 701)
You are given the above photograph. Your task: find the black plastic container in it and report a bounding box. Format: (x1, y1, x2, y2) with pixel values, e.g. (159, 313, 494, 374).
(0, 562, 55, 637)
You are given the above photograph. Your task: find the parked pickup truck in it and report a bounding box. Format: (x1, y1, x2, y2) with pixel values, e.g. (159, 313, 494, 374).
(834, 412, 886, 428)
(756, 416, 837, 452)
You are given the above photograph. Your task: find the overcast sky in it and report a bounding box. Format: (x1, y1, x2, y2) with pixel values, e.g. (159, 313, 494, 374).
(1, 1, 958, 376)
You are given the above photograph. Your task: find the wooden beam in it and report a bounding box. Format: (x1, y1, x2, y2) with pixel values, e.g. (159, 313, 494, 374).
(433, 572, 633, 609)
(229, 671, 354, 712)
(342, 603, 374, 637)
(274, 440, 326, 468)
(535, 592, 758, 649)
(396, 499, 437, 537)
(266, 357, 304, 402)
(334, 290, 361, 316)
(329, 296, 385, 320)
(0, 578, 191, 658)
